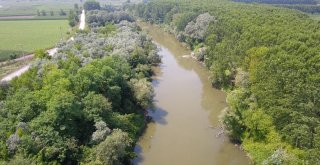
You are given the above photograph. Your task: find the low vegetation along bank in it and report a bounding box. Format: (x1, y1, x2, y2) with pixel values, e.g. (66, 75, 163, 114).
(0, 8, 160, 164)
(129, 0, 320, 164)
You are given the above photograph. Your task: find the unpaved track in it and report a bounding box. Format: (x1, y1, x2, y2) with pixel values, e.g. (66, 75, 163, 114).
(1, 65, 30, 82)
(0, 48, 57, 82)
(79, 10, 85, 30)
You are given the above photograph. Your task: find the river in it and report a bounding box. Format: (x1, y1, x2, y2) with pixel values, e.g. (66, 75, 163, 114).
(132, 22, 250, 165)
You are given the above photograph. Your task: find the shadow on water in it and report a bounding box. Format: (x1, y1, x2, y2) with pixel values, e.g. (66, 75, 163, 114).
(148, 106, 168, 125)
(132, 106, 168, 164)
(151, 77, 161, 88)
(133, 145, 144, 164)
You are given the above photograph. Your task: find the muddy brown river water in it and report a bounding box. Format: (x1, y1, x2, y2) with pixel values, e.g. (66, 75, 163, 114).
(132, 22, 250, 165)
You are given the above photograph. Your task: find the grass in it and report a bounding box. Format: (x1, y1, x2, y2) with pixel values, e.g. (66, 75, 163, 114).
(0, 50, 28, 62)
(0, 0, 80, 17)
(0, 19, 69, 61)
(0, 16, 68, 21)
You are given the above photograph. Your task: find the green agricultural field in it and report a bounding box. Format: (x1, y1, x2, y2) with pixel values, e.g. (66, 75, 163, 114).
(0, 0, 80, 17)
(0, 0, 142, 17)
(0, 20, 69, 61)
(308, 13, 320, 20)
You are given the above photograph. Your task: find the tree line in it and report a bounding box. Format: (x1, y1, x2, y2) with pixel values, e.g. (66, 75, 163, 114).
(233, 0, 317, 4)
(129, 0, 320, 164)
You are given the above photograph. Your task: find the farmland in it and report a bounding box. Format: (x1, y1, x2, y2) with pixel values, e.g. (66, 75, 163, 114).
(0, 0, 80, 17)
(0, 0, 142, 17)
(0, 19, 69, 61)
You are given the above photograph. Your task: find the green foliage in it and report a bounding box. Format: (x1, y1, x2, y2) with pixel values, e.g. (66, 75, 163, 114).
(82, 129, 131, 165)
(34, 49, 51, 59)
(84, 0, 101, 11)
(234, 0, 317, 4)
(82, 92, 112, 122)
(94, 129, 130, 165)
(173, 12, 198, 32)
(68, 9, 79, 27)
(129, 78, 153, 109)
(0, 9, 159, 164)
(98, 23, 117, 35)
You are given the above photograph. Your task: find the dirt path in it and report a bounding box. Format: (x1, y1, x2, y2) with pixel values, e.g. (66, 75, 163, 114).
(0, 48, 57, 66)
(0, 48, 57, 82)
(0, 65, 30, 82)
(79, 10, 86, 30)
(0, 11, 85, 82)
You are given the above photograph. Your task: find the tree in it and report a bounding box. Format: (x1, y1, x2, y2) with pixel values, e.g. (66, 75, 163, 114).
(40, 10, 47, 16)
(36, 10, 40, 16)
(129, 78, 153, 109)
(87, 129, 131, 165)
(74, 3, 80, 14)
(68, 10, 77, 27)
(50, 11, 54, 16)
(184, 13, 215, 41)
(83, 0, 101, 11)
(59, 9, 66, 16)
(91, 121, 111, 143)
(82, 92, 112, 121)
(34, 49, 50, 59)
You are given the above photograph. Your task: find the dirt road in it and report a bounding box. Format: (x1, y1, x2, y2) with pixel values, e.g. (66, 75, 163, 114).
(79, 10, 86, 30)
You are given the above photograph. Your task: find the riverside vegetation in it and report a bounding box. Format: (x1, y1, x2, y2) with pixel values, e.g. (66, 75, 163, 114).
(129, 0, 320, 164)
(0, 5, 160, 164)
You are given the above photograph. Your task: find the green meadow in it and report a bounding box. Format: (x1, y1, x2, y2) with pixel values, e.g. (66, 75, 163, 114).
(0, 20, 69, 61)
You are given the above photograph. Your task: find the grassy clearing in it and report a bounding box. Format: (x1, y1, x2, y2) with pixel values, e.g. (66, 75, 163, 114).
(0, 19, 69, 61)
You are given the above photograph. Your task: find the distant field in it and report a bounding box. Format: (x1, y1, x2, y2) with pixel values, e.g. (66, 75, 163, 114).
(0, 20, 69, 61)
(308, 13, 320, 20)
(0, 0, 142, 17)
(0, 0, 80, 17)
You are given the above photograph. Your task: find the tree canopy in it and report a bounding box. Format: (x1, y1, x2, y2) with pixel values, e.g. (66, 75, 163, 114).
(84, 0, 101, 11)
(0, 9, 160, 164)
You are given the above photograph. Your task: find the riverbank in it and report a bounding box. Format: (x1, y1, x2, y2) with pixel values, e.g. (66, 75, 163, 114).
(132, 21, 249, 165)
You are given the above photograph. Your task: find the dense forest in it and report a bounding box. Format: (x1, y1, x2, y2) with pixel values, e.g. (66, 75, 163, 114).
(0, 6, 160, 164)
(233, 0, 317, 4)
(276, 4, 320, 13)
(129, 0, 320, 164)
(233, 0, 320, 13)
